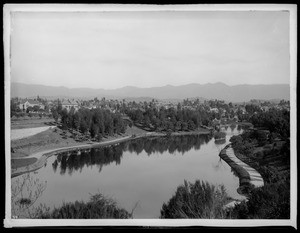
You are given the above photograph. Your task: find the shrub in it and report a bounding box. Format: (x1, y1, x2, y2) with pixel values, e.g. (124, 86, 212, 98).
(160, 180, 229, 219)
(231, 181, 290, 219)
(37, 193, 132, 219)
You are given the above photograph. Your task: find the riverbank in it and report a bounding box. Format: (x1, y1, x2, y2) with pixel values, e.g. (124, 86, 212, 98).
(219, 143, 264, 208)
(11, 126, 211, 178)
(220, 144, 264, 191)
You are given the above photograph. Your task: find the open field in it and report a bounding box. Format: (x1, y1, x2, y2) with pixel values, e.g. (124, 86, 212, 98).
(11, 117, 56, 130)
(11, 126, 57, 141)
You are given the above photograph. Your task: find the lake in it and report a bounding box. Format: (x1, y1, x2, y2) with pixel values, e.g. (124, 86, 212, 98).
(12, 125, 245, 218)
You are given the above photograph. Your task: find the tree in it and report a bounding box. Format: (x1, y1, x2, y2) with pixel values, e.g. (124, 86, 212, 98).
(11, 173, 47, 218)
(187, 120, 196, 130)
(72, 111, 81, 130)
(80, 120, 89, 134)
(57, 99, 63, 115)
(60, 109, 69, 130)
(11, 100, 20, 116)
(33, 105, 40, 112)
(51, 108, 59, 123)
(181, 122, 188, 131)
(175, 121, 182, 131)
(90, 123, 99, 138)
(26, 106, 33, 113)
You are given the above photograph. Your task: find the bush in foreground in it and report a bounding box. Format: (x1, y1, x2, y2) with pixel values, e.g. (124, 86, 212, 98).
(37, 193, 132, 219)
(230, 180, 290, 219)
(160, 180, 230, 219)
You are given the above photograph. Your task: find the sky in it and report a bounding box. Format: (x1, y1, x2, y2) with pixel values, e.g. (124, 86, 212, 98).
(10, 9, 290, 89)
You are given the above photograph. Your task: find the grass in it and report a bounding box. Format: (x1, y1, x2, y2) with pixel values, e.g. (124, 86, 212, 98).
(11, 157, 38, 169)
(11, 116, 56, 130)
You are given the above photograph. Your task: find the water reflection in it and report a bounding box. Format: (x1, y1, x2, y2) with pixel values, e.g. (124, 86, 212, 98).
(214, 138, 226, 145)
(52, 146, 125, 175)
(51, 134, 213, 176)
(128, 134, 212, 156)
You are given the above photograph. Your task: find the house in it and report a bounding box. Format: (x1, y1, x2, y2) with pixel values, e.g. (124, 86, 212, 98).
(62, 100, 79, 112)
(233, 115, 239, 122)
(210, 107, 219, 113)
(212, 118, 221, 125)
(19, 99, 44, 112)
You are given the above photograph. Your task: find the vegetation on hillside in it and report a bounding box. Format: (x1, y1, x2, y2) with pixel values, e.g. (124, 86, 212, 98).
(227, 108, 290, 219)
(161, 107, 290, 219)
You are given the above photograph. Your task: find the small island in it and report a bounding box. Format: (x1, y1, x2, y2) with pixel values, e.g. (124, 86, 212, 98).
(214, 131, 226, 141)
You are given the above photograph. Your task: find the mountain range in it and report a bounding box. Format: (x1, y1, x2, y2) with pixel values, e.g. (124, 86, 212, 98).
(10, 82, 290, 103)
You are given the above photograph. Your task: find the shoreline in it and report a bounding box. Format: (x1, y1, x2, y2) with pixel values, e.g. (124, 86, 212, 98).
(219, 143, 264, 209)
(11, 129, 211, 178)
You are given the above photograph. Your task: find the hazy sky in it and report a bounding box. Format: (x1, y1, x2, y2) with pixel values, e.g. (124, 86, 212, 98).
(10, 10, 290, 89)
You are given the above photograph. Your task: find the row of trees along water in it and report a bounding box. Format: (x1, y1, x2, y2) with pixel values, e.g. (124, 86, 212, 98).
(58, 107, 127, 141)
(125, 104, 216, 132)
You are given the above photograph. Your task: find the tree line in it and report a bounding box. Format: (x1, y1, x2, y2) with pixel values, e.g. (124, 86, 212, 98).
(55, 107, 127, 140)
(125, 105, 214, 132)
(249, 108, 290, 139)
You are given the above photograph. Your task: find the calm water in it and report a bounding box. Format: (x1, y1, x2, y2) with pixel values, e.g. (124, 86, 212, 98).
(12, 125, 244, 218)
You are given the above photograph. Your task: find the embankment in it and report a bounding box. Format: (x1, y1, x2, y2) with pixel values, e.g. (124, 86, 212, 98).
(219, 144, 264, 209)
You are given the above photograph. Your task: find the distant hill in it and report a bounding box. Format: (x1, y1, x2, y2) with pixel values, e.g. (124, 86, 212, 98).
(10, 82, 289, 102)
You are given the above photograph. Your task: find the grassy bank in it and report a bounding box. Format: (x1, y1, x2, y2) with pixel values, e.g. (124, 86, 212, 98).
(11, 116, 56, 130)
(11, 157, 38, 170)
(11, 124, 147, 159)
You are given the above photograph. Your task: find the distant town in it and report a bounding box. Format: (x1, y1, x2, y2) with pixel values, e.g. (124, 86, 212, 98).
(11, 95, 290, 127)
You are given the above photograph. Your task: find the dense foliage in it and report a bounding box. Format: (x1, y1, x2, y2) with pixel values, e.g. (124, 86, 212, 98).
(160, 180, 230, 218)
(55, 107, 127, 140)
(214, 131, 226, 140)
(228, 109, 290, 219)
(249, 108, 290, 139)
(230, 180, 290, 219)
(126, 105, 214, 132)
(37, 193, 132, 219)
